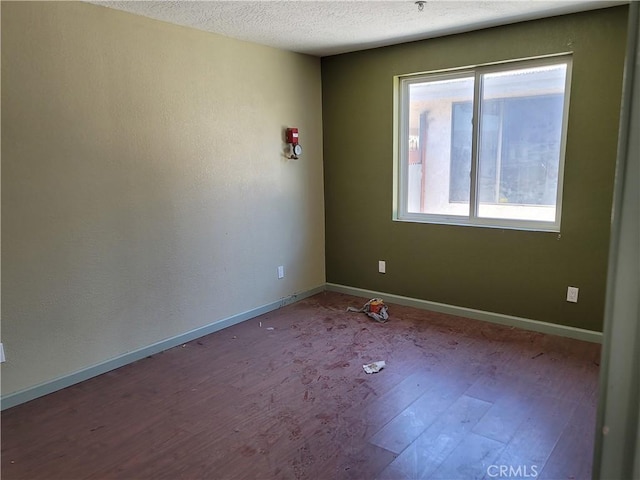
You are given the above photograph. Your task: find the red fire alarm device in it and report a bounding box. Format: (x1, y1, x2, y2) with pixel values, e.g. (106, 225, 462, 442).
(286, 128, 299, 145)
(286, 127, 302, 159)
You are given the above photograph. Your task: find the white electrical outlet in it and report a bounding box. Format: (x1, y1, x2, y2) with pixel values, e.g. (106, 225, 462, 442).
(378, 260, 386, 274)
(0, 343, 5, 363)
(277, 266, 285, 279)
(567, 286, 579, 303)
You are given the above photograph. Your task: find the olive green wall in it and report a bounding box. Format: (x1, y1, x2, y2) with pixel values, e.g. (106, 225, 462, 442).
(322, 6, 628, 333)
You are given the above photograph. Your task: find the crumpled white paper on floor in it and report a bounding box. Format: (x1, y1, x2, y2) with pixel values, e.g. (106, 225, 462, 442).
(362, 361, 386, 374)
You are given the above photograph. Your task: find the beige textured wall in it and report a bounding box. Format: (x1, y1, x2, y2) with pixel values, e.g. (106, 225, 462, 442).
(1, 2, 325, 396)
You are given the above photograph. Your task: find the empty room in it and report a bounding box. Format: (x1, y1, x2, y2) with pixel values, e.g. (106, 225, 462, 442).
(2, 1, 639, 479)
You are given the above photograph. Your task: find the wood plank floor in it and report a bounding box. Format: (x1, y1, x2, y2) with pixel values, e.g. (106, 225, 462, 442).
(1, 291, 601, 479)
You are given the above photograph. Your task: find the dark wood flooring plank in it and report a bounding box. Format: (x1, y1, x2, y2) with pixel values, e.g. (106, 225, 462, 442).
(537, 400, 598, 480)
(369, 373, 477, 454)
(346, 370, 433, 441)
(471, 382, 537, 444)
(377, 394, 493, 480)
(332, 443, 399, 480)
(465, 372, 524, 403)
(429, 432, 506, 480)
(489, 394, 578, 473)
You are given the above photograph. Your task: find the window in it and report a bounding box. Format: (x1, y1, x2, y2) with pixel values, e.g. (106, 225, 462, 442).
(394, 56, 571, 231)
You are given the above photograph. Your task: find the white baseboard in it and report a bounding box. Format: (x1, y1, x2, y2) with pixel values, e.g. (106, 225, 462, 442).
(326, 283, 603, 344)
(0, 286, 325, 411)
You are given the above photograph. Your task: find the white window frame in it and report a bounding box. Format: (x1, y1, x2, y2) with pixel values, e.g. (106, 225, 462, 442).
(393, 55, 573, 232)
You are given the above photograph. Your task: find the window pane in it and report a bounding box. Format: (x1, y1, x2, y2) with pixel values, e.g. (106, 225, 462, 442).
(406, 76, 474, 216)
(477, 64, 567, 222)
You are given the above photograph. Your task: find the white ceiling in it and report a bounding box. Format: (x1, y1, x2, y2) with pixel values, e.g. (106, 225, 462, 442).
(89, 0, 626, 57)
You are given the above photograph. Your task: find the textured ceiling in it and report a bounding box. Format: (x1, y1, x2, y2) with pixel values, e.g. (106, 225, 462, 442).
(88, 1, 626, 56)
